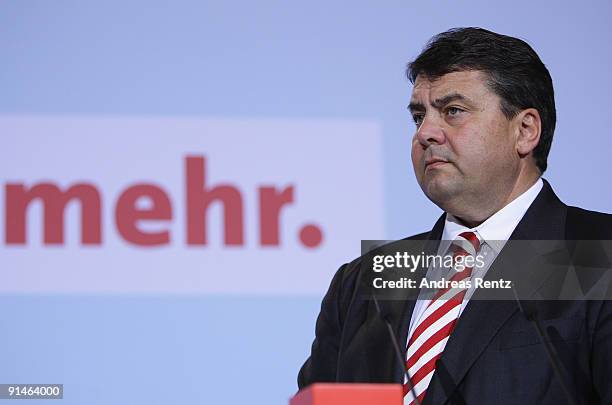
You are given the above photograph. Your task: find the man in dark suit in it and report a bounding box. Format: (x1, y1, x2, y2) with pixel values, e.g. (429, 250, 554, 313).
(298, 27, 612, 404)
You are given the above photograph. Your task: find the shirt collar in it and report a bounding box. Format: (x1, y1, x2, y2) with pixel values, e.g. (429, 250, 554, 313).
(440, 178, 543, 254)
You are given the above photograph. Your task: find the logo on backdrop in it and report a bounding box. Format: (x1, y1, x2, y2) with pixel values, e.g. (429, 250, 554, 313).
(4, 155, 323, 249)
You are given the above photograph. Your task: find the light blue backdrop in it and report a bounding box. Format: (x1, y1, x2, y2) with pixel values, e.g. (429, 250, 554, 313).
(2, 1, 611, 404)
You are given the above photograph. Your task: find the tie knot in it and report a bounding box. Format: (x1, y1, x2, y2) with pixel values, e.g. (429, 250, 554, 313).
(451, 231, 481, 257)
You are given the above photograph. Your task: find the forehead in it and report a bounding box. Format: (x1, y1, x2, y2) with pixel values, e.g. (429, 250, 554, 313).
(411, 70, 492, 101)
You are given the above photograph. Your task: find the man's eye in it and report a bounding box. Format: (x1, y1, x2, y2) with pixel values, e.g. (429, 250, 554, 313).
(446, 107, 464, 117)
(413, 114, 424, 126)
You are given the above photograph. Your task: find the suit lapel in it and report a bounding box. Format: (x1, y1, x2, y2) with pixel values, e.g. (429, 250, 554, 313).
(384, 214, 446, 382)
(359, 214, 446, 383)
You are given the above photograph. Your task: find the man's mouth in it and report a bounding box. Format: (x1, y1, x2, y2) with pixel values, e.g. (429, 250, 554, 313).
(425, 158, 449, 169)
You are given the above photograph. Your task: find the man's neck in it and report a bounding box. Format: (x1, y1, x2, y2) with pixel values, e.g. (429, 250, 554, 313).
(453, 173, 541, 228)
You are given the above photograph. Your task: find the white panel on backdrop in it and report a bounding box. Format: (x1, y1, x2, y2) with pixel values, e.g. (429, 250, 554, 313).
(0, 116, 384, 294)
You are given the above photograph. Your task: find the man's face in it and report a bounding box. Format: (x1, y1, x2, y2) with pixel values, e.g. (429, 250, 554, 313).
(410, 71, 520, 218)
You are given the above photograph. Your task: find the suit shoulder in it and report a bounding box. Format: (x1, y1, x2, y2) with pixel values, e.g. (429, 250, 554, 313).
(402, 231, 431, 241)
(566, 206, 612, 239)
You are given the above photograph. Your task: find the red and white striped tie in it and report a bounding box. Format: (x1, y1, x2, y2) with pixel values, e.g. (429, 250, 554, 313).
(404, 231, 481, 405)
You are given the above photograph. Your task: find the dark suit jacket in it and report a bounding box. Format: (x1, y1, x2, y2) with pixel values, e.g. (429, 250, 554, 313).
(298, 179, 612, 404)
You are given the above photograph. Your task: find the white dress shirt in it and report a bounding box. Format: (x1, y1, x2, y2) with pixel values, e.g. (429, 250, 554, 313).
(406, 178, 544, 343)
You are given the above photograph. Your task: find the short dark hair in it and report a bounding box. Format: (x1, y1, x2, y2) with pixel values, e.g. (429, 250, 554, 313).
(407, 27, 556, 173)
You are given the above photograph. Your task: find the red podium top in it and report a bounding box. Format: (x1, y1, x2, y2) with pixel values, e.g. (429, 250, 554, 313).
(290, 383, 403, 405)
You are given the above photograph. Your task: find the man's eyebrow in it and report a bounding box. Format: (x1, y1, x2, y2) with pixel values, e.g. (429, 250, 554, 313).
(408, 101, 425, 114)
(408, 92, 475, 114)
(431, 93, 473, 109)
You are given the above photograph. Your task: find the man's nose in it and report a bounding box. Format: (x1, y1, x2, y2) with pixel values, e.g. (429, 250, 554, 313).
(415, 115, 446, 147)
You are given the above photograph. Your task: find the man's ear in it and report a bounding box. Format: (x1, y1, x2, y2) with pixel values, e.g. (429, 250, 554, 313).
(515, 108, 541, 157)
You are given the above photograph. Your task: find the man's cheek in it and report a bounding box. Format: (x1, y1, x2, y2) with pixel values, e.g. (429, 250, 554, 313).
(411, 154, 422, 179)
(411, 147, 422, 170)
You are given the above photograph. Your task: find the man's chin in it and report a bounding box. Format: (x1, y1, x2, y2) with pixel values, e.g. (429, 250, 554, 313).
(421, 179, 459, 208)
